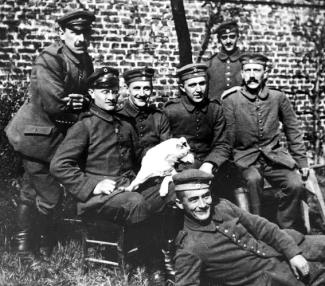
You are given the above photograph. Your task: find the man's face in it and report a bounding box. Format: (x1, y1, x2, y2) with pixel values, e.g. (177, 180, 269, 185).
(60, 27, 91, 55)
(128, 80, 152, 108)
(241, 63, 266, 91)
(219, 32, 238, 53)
(89, 87, 119, 111)
(177, 188, 212, 222)
(180, 76, 207, 103)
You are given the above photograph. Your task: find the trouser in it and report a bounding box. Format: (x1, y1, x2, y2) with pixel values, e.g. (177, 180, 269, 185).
(241, 155, 306, 232)
(83, 177, 170, 226)
(20, 157, 63, 214)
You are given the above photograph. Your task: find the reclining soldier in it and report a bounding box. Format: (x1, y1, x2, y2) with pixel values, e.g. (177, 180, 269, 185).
(174, 169, 325, 286)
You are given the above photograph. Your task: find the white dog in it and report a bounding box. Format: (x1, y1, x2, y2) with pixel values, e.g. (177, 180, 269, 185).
(123, 137, 194, 196)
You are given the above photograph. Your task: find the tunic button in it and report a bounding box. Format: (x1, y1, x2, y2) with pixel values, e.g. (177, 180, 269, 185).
(243, 244, 247, 248)
(259, 120, 262, 123)
(226, 83, 230, 87)
(196, 127, 199, 130)
(140, 133, 144, 137)
(238, 240, 241, 243)
(251, 246, 254, 250)
(226, 78, 230, 81)
(216, 226, 219, 229)
(262, 253, 266, 256)
(257, 250, 260, 254)
(224, 229, 228, 233)
(232, 234, 236, 238)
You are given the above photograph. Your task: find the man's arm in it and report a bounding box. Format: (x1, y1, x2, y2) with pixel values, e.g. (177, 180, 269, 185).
(279, 93, 308, 169)
(203, 103, 231, 170)
(50, 121, 105, 201)
(158, 111, 172, 142)
(227, 201, 302, 260)
(175, 249, 202, 286)
(34, 51, 87, 116)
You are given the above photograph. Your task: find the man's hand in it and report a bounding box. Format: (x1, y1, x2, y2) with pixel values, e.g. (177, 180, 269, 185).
(93, 179, 116, 196)
(300, 167, 310, 181)
(289, 255, 309, 279)
(63, 93, 86, 110)
(199, 162, 214, 175)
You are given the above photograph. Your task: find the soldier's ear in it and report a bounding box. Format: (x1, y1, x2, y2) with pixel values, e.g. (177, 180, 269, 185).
(179, 83, 185, 93)
(175, 198, 184, 210)
(88, 89, 95, 99)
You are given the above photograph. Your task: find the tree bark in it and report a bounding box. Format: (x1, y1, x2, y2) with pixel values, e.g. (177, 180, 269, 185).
(170, 0, 192, 67)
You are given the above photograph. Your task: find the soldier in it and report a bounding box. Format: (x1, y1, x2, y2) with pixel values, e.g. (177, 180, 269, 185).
(120, 67, 171, 158)
(50, 67, 169, 285)
(207, 20, 242, 100)
(164, 63, 230, 175)
(5, 9, 95, 258)
(222, 53, 309, 233)
(174, 169, 325, 286)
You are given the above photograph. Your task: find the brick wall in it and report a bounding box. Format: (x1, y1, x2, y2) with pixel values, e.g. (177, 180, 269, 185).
(1, 0, 325, 156)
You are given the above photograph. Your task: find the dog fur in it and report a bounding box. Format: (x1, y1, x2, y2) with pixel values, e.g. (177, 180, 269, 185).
(124, 137, 194, 196)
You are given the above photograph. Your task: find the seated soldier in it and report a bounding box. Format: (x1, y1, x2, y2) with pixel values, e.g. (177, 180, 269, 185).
(174, 169, 325, 286)
(222, 53, 309, 233)
(50, 67, 168, 283)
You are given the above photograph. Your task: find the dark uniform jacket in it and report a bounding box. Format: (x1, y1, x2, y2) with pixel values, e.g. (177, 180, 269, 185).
(120, 99, 171, 152)
(164, 95, 230, 169)
(50, 104, 139, 215)
(207, 48, 242, 100)
(222, 86, 308, 169)
(175, 199, 306, 286)
(6, 42, 93, 162)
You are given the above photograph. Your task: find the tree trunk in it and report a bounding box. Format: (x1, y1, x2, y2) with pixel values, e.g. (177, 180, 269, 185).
(170, 0, 192, 67)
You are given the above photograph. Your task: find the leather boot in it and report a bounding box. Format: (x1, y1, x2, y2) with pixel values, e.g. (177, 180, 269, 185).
(15, 203, 36, 257)
(37, 213, 56, 257)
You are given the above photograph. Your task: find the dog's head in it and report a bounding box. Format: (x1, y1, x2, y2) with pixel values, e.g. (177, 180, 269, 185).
(165, 137, 194, 165)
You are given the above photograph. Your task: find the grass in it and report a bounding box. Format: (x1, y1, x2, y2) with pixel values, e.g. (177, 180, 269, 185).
(0, 179, 155, 286)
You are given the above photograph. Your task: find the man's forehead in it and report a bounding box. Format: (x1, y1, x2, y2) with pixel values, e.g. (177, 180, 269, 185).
(242, 63, 265, 70)
(129, 80, 152, 87)
(184, 75, 206, 84)
(220, 31, 237, 36)
(183, 188, 210, 198)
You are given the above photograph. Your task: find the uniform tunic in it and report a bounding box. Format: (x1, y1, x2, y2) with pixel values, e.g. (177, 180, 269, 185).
(175, 199, 325, 286)
(207, 48, 242, 100)
(50, 104, 166, 223)
(119, 99, 171, 155)
(164, 95, 230, 169)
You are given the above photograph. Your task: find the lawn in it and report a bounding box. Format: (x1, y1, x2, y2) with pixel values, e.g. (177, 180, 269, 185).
(0, 178, 153, 286)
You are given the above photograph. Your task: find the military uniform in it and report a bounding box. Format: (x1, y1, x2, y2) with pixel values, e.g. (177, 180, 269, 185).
(207, 48, 242, 101)
(173, 169, 325, 286)
(207, 20, 242, 100)
(50, 103, 166, 223)
(120, 100, 171, 154)
(5, 9, 96, 257)
(164, 95, 229, 170)
(222, 54, 308, 231)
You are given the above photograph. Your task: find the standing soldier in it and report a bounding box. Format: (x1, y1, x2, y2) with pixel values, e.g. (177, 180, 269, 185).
(120, 67, 171, 158)
(5, 9, 95, 258)
(207, 20, 242, 100)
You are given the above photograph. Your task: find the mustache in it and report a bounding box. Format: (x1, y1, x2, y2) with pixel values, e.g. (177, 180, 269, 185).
(105, 99, 117, 104)
(247, 78, 259, 84)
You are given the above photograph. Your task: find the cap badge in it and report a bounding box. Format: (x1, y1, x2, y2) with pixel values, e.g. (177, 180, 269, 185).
(193, 67, 198, 73)
(103, 68, 108, 73)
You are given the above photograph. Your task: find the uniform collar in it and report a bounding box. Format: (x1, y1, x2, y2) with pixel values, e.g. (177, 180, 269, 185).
(181, 94, 209, 113)
(183, 206, 222, 233)
(122, 99, 150, 117)
(90, 103, 116, 122)
(217, 47, 241, 62)
(240, 85, 270, 100)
